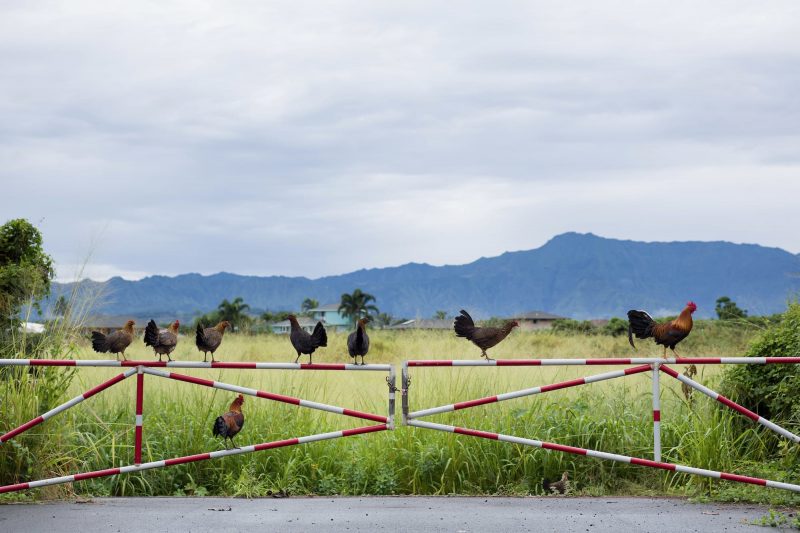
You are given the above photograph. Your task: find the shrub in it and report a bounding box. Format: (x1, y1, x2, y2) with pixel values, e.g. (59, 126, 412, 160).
(720, 303, 800, 422)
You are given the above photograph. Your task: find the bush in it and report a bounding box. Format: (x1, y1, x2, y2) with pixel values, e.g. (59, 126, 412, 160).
(720, 303, 800, 422)
(551, 319, 596, 335)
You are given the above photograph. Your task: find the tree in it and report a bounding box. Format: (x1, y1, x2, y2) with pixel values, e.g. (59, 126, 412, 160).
(216, 297, 251, 328)
(301, 298, 319, 316)
(433, 310, 447, 320)
(53, 295, 70, 318)
(0, 218, 55, 324)
(375, 312, 394, 328)
(261, 310, 291, 324)
(715, 296, 747, 320)
(338, 289, 379, 325)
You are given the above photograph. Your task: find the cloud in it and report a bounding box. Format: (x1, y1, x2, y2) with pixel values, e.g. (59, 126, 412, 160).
(1, 1, 799, 281)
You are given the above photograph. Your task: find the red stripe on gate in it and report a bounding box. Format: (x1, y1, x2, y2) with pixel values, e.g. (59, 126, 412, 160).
(256, 390, 301, 405)
(587, 359, 633, 365)
(0, 482, 30, 494)
(342, 424, 388, 436)
(1, 416, 45, 442)
(766, 357, 800, 364)
(300, 364, 347, 370)
(720, 472, 767, 486)
(169, 373, 215, 387)
(540, 378, 586, 393)
(496, 360, 543, 366)
(84, 372, 128, 399)
(625, 365, 651, 375)
(165, 453, 212, 466)
(30, 360, 77, 366)
(135, 376, 144, 414)
(454, 427, 500, 440)
(653, 410, 661, 422)
(542, 442, 589, 455)
(74, 468, 121, 481)
(659, 365, 680, 378)
(211, 362, 257, 369)
(341, 409, 388, 423)
(716, 395, 760, 421)
(630, 458, 676, 471)
(254, 438, 300, 451)
(455, 396, 499, 410)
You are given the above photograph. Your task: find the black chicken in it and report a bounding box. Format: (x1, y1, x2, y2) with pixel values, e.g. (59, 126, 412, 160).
(347, 317, 371, 365)
(288, 314, 327, 364)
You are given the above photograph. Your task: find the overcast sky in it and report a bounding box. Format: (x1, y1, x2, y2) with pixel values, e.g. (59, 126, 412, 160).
(2, 1, 799, 282)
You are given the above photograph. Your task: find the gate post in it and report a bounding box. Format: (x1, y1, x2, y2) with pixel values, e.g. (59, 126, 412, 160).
(652, 362, 661, 462)
(135, 366, 144, 465)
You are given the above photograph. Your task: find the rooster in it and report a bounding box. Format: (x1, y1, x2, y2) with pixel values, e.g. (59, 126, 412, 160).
(454, 309, 518, 361)
(288, 314, 327, 364)
(144, 319, 180, 362)
(347, 317, 371, 365)
(543, 471, 570, 495)
(627, 301, 696, 357)
(195, 321, 231, 363)
(212, 394, 245, 449)
(91, 320, 135, 360)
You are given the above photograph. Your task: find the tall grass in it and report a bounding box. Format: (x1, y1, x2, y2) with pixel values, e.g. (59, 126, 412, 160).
(2, 324, 799, 504)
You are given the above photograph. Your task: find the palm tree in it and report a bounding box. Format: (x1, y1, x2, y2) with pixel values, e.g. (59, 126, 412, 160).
(338, 289, 379, 325)
(301, 298, 319, 316)
(434, 310, 447, 320)
(217, 297, 251, 328)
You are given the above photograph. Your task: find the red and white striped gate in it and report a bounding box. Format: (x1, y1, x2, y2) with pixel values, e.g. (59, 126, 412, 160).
(0, 358, 396, 494)
(401, 357, 800, 493)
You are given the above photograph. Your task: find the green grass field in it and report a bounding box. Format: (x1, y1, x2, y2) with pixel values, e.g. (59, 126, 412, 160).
(2, 324, 799, 505)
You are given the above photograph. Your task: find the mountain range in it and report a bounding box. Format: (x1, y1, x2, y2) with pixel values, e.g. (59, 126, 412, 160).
(48, 232, 800, 321)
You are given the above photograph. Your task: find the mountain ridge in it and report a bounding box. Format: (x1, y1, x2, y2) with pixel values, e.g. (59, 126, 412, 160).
(48, 233, 800, 320)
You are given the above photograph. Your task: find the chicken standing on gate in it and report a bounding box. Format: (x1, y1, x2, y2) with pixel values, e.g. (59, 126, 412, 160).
(627, 301, 696, 357)
(195, 320, 232, 363)
(453, 309, 518, 361)
(347, 317, 371, 366)
(144, 319, 180, 362)
(288, 314, 327, 364)
(91, 320, 136, 361)
(213, 394, 245, 449)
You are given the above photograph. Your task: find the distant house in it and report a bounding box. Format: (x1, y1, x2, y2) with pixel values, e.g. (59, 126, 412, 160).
(271, 315, 322, 335)
(387, 318, 453, 330)
(508, 311, 567, 330)
(308, 304, 351, 332)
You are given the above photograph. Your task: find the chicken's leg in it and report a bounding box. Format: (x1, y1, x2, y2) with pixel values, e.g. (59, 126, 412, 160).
(203, 353, 208, 363)
(481, 350, 494, 362)
(294, 352, 301, 364)
(671, 347, 681, 358)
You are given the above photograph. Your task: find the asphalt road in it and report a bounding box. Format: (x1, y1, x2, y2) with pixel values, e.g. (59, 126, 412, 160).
(0, 496, 785, 532)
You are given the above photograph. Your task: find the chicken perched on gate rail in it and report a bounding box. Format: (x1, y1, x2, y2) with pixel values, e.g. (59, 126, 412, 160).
(196, 321, 231, 363)
(347, 317, 371, 365)
(543, 471, 570, 495)
(627, 301, 696, 357)
(288, 314, 327, 364)
(144, 319, 180, 362)
(213, 394, 245, 449)
(91, 320, 135, 360)
(454, 309, 518, 361)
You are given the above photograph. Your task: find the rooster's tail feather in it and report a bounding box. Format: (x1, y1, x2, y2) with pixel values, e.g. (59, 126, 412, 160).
(454, 309, 475, 339)
(312, 321, 327, 348)
(91, 331, 108, 353)
(627, 310, 655, 348)
(195, 323, 206, 347)
(212, 416, 227, 438)
(143, 319, 159, 347)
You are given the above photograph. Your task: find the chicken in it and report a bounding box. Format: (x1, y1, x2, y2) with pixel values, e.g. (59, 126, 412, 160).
(195, 320, 231, 363)
(627, 301, 696, 357)
(347, 317, 371, 365)
(91, 320, 135, 360)
(681, 364, 697, 403)
(212, 394, 245, 449)
(453, 309, 519, 361)
(144, 319, 180, 362)
(288, 314, 327, 364)
(543, 471, 570, 495)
